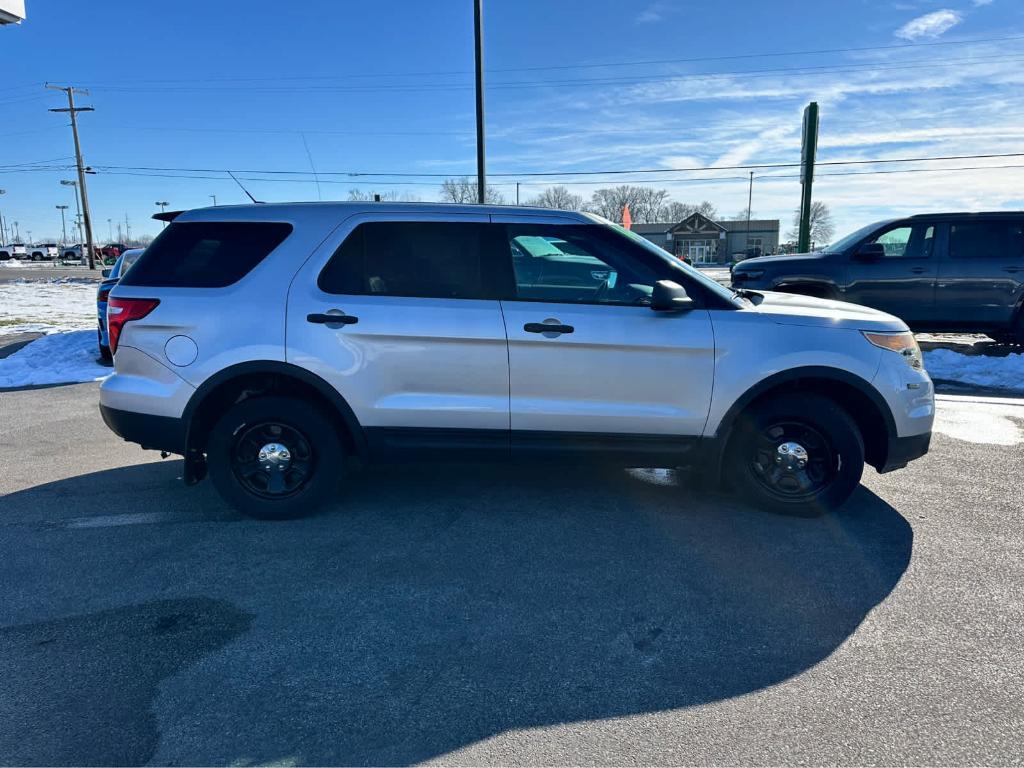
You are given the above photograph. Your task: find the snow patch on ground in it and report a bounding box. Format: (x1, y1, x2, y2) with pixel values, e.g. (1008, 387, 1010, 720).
(924, 349, 1024, 393)
(0, 330, 109, 389)
(0, 278, 98, 336)
(933, 398, 1024, 445)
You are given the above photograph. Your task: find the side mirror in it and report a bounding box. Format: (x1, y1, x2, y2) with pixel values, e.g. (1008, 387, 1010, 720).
(855, 242, 885, 261)
(650, 280, 695, 311)
(101, 269, 111, 278)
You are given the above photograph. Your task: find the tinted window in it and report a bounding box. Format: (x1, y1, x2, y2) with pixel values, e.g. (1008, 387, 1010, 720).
(949, 221, 1024, 260)
(318, 221, 498, 299)
(505, 224, 662, 305)
(870, 224, 934, 259)
(120, 221, 292, 288)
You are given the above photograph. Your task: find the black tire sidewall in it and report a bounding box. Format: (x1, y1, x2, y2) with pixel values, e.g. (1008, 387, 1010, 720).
(727, 393, 865, 516)
(207, 395, 343, 519)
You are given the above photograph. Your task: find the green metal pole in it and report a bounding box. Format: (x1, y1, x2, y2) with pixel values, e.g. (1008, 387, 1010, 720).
(797, 101, 819, 253)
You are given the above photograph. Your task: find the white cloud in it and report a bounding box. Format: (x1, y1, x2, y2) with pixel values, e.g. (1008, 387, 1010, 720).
(894, 9, 962, 40)
(636, 2, 665, 23)
(973, 0, 994, 6)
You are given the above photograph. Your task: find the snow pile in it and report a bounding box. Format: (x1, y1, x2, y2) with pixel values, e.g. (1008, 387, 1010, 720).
(0, 330, 109, 388)
(925, 349, 1024, 393)
(0, 277, 98, 336)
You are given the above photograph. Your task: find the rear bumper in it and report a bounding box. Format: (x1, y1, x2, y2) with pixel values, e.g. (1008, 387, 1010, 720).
(878, 431, 931, 473)
(100, 404, 187, 455)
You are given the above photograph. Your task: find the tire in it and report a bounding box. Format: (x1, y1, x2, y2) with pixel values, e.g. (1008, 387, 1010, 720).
(206, 395, 344, 519)
(98, 344, 112, 364)
(725, 392, 865, 516)
(31, 253, 41, 261)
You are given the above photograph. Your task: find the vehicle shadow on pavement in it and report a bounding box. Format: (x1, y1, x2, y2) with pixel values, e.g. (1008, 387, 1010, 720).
(0, 461, 912, 766)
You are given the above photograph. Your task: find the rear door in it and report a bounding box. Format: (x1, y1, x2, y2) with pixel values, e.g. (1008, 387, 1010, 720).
(844, 221, 937, 323)
(286, 213, 512, 456)
(492, 215, 715, 461)
(935, 217, 1024, 328)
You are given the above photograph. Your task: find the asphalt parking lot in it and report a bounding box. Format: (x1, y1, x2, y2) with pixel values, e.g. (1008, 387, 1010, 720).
(1, 382, 1022, 765)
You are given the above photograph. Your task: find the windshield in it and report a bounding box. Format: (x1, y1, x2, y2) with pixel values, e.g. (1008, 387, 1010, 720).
(586, 214, 743, 306)
(827, 220, 894, 254)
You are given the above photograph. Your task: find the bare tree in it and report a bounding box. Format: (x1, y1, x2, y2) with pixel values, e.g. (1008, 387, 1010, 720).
(438, 177, 505, 205)
(525, 185, 584, 211)
(735, 206, 754, 221)
(586, 185, 669, 224)
(347, 189, 421, 202)
(659, 200, 720, 222)
(788, 201, 835, 244)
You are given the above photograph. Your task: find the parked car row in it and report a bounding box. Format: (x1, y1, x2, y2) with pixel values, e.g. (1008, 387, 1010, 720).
(0, 242, 134, 264)
(730, 212, 1024, 344)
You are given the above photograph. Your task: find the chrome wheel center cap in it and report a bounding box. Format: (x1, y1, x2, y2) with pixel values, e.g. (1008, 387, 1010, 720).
(258, 442, 291, 471)
(775, 441, 809, 470)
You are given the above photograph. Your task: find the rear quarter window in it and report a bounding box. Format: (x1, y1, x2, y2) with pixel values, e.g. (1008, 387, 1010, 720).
(120, 221, 293, 288)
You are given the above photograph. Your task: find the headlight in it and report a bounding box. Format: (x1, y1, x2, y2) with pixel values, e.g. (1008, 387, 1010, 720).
(863, 331, 923, 370)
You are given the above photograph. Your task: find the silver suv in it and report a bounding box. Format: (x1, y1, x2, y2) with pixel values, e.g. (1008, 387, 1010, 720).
(100, 203, 934, 518)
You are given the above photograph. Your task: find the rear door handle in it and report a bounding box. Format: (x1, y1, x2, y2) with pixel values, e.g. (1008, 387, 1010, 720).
(307, 312, 359, 326)
(909, 267, 928, 274)
(524, 322, 574, 335)
(1003, 266, 1022, 274)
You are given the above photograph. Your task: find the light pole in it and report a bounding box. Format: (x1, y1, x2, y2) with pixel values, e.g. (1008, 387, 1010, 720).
(209, 195, 217, 206)
(56, 205, 69, 246)
(155, 201, 169, 228)
(61, 180, 83, 243)
(13, 221, 20, 241)
(107, 218, 112, 241)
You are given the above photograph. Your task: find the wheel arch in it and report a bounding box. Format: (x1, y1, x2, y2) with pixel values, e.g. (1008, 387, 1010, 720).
(182, 361, 367, 463)
(711, 366, 896, 476)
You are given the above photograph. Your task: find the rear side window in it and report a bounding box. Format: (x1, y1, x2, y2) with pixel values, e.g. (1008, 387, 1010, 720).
(318, 221, 501, 299)
(949, 221, 1024, 260)
(120, 221, 292, 288)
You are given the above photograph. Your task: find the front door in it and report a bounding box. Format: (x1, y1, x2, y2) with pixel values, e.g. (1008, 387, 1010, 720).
(492, 215, 715, 462)
(287, 214, 511, 456)
(844, 221, 937, 323)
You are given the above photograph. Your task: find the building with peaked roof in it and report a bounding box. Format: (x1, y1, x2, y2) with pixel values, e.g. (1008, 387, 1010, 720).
(632, 212, 780, 264)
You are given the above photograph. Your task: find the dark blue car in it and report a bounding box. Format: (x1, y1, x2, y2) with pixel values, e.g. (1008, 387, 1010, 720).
(97, 248, 144, 362)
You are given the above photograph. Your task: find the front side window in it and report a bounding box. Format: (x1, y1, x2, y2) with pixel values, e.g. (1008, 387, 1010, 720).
(949, 221, 1024, 260)
(505, 224, 662, 305)
(318, 221, 499, 299)
(870, 224, 934, 259)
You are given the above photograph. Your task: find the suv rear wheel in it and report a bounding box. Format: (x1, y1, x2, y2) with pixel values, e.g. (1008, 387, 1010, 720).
(207, 395, 344, 519)
(726, 393, 865, 516)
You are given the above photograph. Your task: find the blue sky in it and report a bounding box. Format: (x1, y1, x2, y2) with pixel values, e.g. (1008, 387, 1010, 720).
(2, 0, 1023, 241)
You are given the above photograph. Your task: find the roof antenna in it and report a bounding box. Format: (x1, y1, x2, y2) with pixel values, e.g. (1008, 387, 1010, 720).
(228, 170, 263, 204)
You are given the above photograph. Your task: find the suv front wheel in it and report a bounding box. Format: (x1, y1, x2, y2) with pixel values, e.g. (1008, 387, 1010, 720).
(726, 393, 865, 516)
(207, 395, 344, 519)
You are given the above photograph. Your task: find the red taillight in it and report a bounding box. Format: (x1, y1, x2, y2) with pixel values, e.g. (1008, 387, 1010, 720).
(107, 297, 159, 354)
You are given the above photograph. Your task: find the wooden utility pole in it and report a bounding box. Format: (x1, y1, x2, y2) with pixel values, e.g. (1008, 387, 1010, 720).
(797, 101, 819, 254)
(47, 84, 97, 269)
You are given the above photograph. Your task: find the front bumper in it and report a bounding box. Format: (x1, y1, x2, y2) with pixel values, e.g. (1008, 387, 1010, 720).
(879, 431, 931, 473)
(100, 403, 187, 455)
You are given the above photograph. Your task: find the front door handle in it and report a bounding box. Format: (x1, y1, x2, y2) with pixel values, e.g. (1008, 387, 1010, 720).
(909, 267, 928, 274)
(524, 321, 574, 335)
(307, 312, 359, 326)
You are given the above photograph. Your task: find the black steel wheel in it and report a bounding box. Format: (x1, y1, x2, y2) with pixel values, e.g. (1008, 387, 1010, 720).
(207, 395, 344, 519)
(727, 392, 864, 516)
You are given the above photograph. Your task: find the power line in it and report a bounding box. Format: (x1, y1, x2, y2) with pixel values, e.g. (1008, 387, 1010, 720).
(70, 33, 1024, 87)
(84, 151, 1024, 179)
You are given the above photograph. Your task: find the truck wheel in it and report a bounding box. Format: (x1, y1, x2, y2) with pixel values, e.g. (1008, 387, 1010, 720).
(726, 392, 865, 516)
(207, 395, 343, 520)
